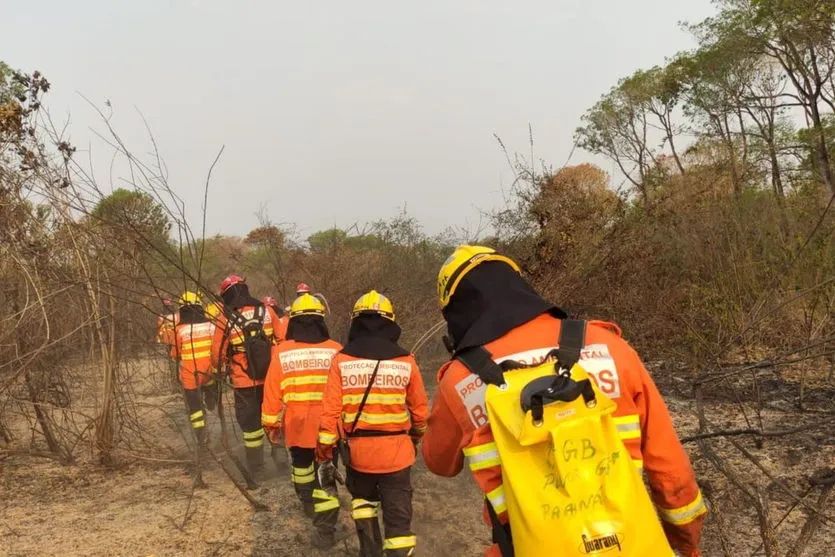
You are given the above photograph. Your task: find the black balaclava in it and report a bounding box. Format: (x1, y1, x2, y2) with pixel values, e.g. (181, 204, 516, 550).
(286, 314, 330, 344)
(442, 260, 567, 353)
(221, 282, 262, 310)
(342, 313, 410, 360)
(178, 303, 207, 324)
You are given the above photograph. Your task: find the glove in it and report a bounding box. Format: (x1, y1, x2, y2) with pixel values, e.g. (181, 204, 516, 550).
(316, 442, 334, 463)
(265, 425, 283, 446)
(408, 426, 424, 449)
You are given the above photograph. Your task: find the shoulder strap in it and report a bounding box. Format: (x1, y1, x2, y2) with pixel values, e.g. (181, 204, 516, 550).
(456, 346, 506, 387)
(556, 318, 587, 372)
(346, 359, 382, 437)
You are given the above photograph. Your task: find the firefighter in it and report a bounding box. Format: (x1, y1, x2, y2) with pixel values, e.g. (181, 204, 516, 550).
(262, 294, 343, 547)
(263, 296, 289, 342)
(421, 245, 707, 557)
(317, 291, 429, 557)
(172, 291, 216, 457)
(211, 275, 282, 486)
(296, 282, 312, 296)
(156, 298, 179, 347)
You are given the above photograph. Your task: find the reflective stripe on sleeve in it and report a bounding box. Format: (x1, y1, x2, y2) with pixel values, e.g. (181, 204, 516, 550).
(462, 442, 502, 471)
(261, 412, 280, 426)
(318, 431, 337, 445)
(614, 414, 641, 440)
(383, 536, 417, 550)
(486, 484, 507, 515)
(658, 491, 708, 526)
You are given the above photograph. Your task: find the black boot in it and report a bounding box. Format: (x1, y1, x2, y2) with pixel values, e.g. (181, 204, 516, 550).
(354, 518, 383, 557)
(245, 445, 264, 489)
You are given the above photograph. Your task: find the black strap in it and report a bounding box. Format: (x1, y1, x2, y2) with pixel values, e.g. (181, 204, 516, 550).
(486, 498, 514, 557)
(346, 359, 382, 437)
(456, 346, 505, 386)
(557, 318, 587, 372)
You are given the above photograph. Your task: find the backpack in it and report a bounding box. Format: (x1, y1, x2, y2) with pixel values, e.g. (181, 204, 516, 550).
(457, 319, 673, 557)
(226, 305, 272, 381)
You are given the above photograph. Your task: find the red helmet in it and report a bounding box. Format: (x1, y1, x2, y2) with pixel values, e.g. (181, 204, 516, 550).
(296, 282, 311, 294)
(262, 296, 277, 308)
(220, 274, 245, 295)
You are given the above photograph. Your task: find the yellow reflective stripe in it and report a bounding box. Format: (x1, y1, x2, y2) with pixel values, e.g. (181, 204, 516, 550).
(614, 414, 641, 440)
(180, 350, 212, 359)
(283, 392, 324, 402)
(351, 498, 380, 509)
(352, 507, 378, 519)
(264, 327, 274, 336)
(281, 375, 328, 389)
(463, 442, 501, 471)
(319, 431, 337, 445)
(243, 428, 264, 448)
(189, 410, 204, 421)
(294, 465, 315, 484)
(383, 536, 417, 550)
(313, 489, 330, 499)
(658, 491, 707, 526)
(341, 393, 406, 405)
(486, 484, 507, 515)
(261, 412, 280, 425)
(188, 340, 214, 349)
(341, 411, 409, 425)
(315, 498, 340, 512)
(191, 420, 206, 429)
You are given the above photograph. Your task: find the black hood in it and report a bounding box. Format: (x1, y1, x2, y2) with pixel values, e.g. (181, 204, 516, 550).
(342, 314, 410, 360)
(443, 261, 566, 353)
(286, 314, 330, 344)
(179, 304, 207, 324)
(221, 282, 261, 310)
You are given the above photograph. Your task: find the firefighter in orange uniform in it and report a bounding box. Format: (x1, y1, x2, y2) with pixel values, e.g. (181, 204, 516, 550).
(211, 275, 281, 485)
(421, 246, 707, 557)
(172, 291, 216, 452)
(263, 296, 289, 342)
(262, 294, 343, 547)
(156, 298, 179, 352)
(317, 291, 428, 557)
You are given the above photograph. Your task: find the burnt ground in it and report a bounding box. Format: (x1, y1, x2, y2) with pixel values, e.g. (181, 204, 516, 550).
(1, 356, 834, 556)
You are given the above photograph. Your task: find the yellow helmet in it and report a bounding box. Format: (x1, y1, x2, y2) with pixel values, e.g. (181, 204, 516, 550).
(352, 290, 395, 322)
(179, 291, 202, 306)
(437, 245, 521, 308)
(290, 294, 326, 317)
(205, 302, 221, 319)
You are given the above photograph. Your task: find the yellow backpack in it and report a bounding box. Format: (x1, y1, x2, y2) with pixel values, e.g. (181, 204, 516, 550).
(457, 319, 673, 557)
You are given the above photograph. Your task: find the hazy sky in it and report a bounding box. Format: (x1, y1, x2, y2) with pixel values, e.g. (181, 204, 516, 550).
(6, 0, 716, 240)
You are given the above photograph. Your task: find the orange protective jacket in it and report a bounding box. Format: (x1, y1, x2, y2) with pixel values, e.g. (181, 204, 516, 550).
(319, 353, 429, 474)
(211, 305, 282, 388)
(174, 320, 216, 390)
(261, 339, 343, 448)
(156, 311, 179, 358)
(421, 314, 706, 557)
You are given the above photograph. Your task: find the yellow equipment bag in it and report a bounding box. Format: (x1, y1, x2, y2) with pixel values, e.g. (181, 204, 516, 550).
(457, 319, 673, 557)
